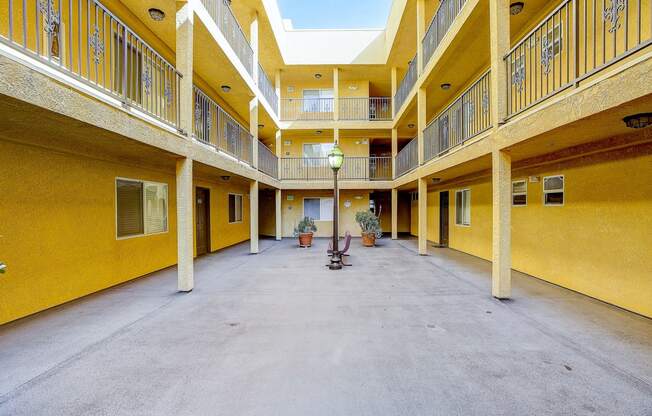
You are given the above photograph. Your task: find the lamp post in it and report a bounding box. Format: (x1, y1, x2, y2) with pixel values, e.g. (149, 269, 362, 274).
(327, 144, 344, 270)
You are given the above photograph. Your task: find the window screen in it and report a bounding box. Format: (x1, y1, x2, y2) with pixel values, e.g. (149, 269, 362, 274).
(512, 180, 527, 206)
(229, 194, 243, 223)
(116, 179, 144, 237)
(543, 175, 564, 205)
(455, 189, 471, 226)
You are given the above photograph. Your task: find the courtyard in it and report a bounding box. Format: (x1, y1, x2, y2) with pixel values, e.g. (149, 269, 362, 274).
(0, 238, 651, 415)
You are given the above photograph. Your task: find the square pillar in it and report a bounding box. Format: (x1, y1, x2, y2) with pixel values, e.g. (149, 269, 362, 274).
(250, 98, 259, 168)
(417, 88, 427, 165)
(490, 0, 510, 125)
(416, 0, 425, 74)
(418, 177, 428, 255)
(250, 180, 259, 254)
(275, 69, 282, 116)
(176, 157, 194, 292)
(275, 188, 282, 241)
(176, 2, 194, 136)
(250, 12, 259, 83)
(391, 188, 398, 240)
(275, 129, 282, 178)
(391, 67, 397, 115)
(333, 67, 340, 121)
(492, 149, 511, 299)
(391, 128, 398, 179)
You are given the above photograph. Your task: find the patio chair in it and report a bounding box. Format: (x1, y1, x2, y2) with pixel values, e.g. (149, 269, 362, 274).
(327, 231, 352, 266)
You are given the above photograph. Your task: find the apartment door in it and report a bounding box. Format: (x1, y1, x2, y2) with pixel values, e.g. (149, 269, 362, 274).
(195, 187, 211, 256)
(439, 191, 449, 247)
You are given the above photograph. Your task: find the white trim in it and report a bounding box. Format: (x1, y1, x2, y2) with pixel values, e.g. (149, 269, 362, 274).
(228, 193, 244, 223)
(115, 177, 169, 240)
(512, 179, 528, 207)
(543, 174, 565, 206)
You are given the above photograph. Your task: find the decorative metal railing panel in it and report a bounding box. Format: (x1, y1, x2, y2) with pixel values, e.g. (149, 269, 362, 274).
(200, 0, 254, 76)
(257, 141, 278, 179)
(339, 97, 392, 121)
(257, 63, 278, 116)
(0, 0, 182, 129)
(280, 157, 392, 181)
(424, 70, 491, 162)
(193, 86, 253, 164)
(422, 0, 468, 69)
(395, 137, 419, 178)
(505, 0, 651, 117)
(394, 53, 418, 115)
(280, 98, 334, 121)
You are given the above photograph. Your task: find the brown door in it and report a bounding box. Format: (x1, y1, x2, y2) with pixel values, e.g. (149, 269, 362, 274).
(439, 191, 449, 247)
(195, 187, 210, 256)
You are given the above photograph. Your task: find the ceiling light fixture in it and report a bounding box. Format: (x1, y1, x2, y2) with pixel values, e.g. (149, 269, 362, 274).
(314, 73, 322, 79)
(623, 113, 652, 129)
(316, 130, 323, 134)
(510, 2, 525, 15)
(407, 123, 415, 129)
(431, 178, 441, 183)
(221, 85, 231, 93)
(148, 8, 165, 21)
(220, 175, 231, 181)
(258, 124, 264, 128)
(440, 83, 451, 90)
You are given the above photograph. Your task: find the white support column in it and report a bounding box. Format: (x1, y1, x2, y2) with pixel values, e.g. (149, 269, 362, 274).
(333, 67, 340, 121)
(250, 98, 259, 169)
(275, 69, 282, 116)
(176, 157, 194, 292)
(416, 0, 425, 74)
(492, 149, 511, 299)
(250, 12, 259, 84)
(490, 0, 510, 125)
(275, 129, 282, 178)
(250, 180, 259, 254)
(275, 188, 282, 241)
(391, 128, 398, 179)
(176, 1, 194, 137)
(391, 188, 398, 240)
(334, 128, 340, 145)
(418, 177, 428, 255)
(391, 67, 397, 115)
(417, 88, 426, 165)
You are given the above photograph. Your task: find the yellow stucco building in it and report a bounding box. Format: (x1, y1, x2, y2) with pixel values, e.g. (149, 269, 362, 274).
(0, 0, 650, 324)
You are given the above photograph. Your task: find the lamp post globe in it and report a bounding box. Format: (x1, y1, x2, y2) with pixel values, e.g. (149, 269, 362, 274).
(328, 144, 344, 270)
(328, 144, 344, 171)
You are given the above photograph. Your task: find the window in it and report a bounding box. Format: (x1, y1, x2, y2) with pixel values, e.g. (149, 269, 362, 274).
(543, 175, 564, 205)
(510, 50, 526, 88)
(113, 33, 143, 104)
(512, 180, 527, 206)
(455, 189, 471, 226)
(303, 197, 334, 221)
(302, 89, 333, 113)
(542, 24, 563, 57)
(229, 194, 243, 223)
(116, 178, 168, 238)
(303, 143, 334, 158)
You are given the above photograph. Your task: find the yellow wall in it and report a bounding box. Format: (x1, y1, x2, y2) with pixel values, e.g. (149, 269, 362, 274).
(0, 140, 178, 324)
(282, 136, 369, 158)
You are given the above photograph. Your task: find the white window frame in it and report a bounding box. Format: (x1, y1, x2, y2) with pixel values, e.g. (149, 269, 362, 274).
(512, 179, 528, 207)
(455, 189, 471, 227)
(302, 197, 334, 221)
(115, 177, 169, 240)
(228, 193, 243, 224)
(302, 89, 334, 113)
(543, 175, 565, 206)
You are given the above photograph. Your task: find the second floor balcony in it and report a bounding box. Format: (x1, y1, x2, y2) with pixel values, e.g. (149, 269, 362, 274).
(280, 157, 392, 181)
(281, 97, 392, 122)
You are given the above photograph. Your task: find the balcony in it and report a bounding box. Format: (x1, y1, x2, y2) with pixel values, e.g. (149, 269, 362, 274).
(0, 0, 182, 129)
(200, 0, 254, 76)
(280, 157, 392, 181)
(395, 137, 418, 178)
(257, 63, 279, 116)
(339, 97, 392, 121)
(505, 0, 651, 118)
(193, 86, 253, 164)
(424, 70, 491, 162)
(422, 0, 468, 71)
(257, 141, 278, 179)
(394, 53, 418, 115)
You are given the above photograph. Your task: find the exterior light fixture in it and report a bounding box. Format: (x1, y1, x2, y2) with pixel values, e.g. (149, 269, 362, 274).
(316, 130, 323, 134)
(258, 124, 264, 128)
(314, 73, 322, 79)
(327, 144, 345, 270)
(431, 178, 441, 183)
(408, 123, 415, 129)
(220, 175, 231, 181)
(148, 8, 165, 21)
(623, 113, 652, 129)
(440, 83, 451, 90)
(510, 2, 524, 15)
(221, 85, 231, 92)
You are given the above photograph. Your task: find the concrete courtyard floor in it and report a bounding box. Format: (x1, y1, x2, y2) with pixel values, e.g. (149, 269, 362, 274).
(0, 238, 651, 415)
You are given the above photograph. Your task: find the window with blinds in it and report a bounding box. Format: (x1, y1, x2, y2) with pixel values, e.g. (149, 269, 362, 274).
(229, 194, 243, 223)
(116, 178, 168, 238)
(455, 189, 471, 226)
(303, 197, 333, 221)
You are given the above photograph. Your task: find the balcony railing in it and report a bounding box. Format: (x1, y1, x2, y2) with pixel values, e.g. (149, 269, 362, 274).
(339, 97, 392, 121)
(280, 157, 392, 181)
(257, 63, 278, 116)
(394, 53, 418, 115)
(424, 70, 491, 162)
(395, 137, 419, 178)
(280, 98, 334, 121)
(201, 0, 254, 76)
(193, 86, 253, 164)
(0, 0, 182, 129)
(258, 141, 278, 179)
(505, 0, 651, 118)
(422, 0, 468, 70)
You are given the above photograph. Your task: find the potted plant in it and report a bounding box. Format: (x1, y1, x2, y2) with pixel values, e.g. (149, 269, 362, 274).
(355, 210, 382, 247)
(294, 216, 317, 248)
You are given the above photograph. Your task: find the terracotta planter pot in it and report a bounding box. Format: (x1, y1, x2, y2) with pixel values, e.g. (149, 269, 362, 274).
(298, 232, 313, 248)
(361, 232, 376, 247)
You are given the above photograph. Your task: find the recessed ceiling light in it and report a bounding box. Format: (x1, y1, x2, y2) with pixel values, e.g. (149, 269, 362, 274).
(220, 175, 231, 181)
(623, 113, 652, 129)
(510, 2, 524, 15)
(148, 8, 165, 21)
(440, 83, 451, 90)
(316, 130, 323, 134)
(314, 73, 322, 79)
(258, 124, 264, 128)
(407, 123, 415, 129)
(221, 85, 231, 93)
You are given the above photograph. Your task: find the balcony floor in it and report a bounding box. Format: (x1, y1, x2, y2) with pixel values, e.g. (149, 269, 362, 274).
(0, 238, 651, 415)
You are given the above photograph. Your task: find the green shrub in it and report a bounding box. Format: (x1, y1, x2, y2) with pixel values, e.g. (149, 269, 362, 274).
(355, 210, 382, 239)
(293, 216, 317, 236)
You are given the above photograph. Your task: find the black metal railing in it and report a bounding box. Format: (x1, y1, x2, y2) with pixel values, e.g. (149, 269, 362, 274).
(257, 141, 278, 178)
(424, 70, 491, 162)
(280, 157, 392, 180)
(394, 53, 418, 115)
(422, 0, 468, 70)
(339, 97, 392, 120)
(0, 0, 182, 129)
